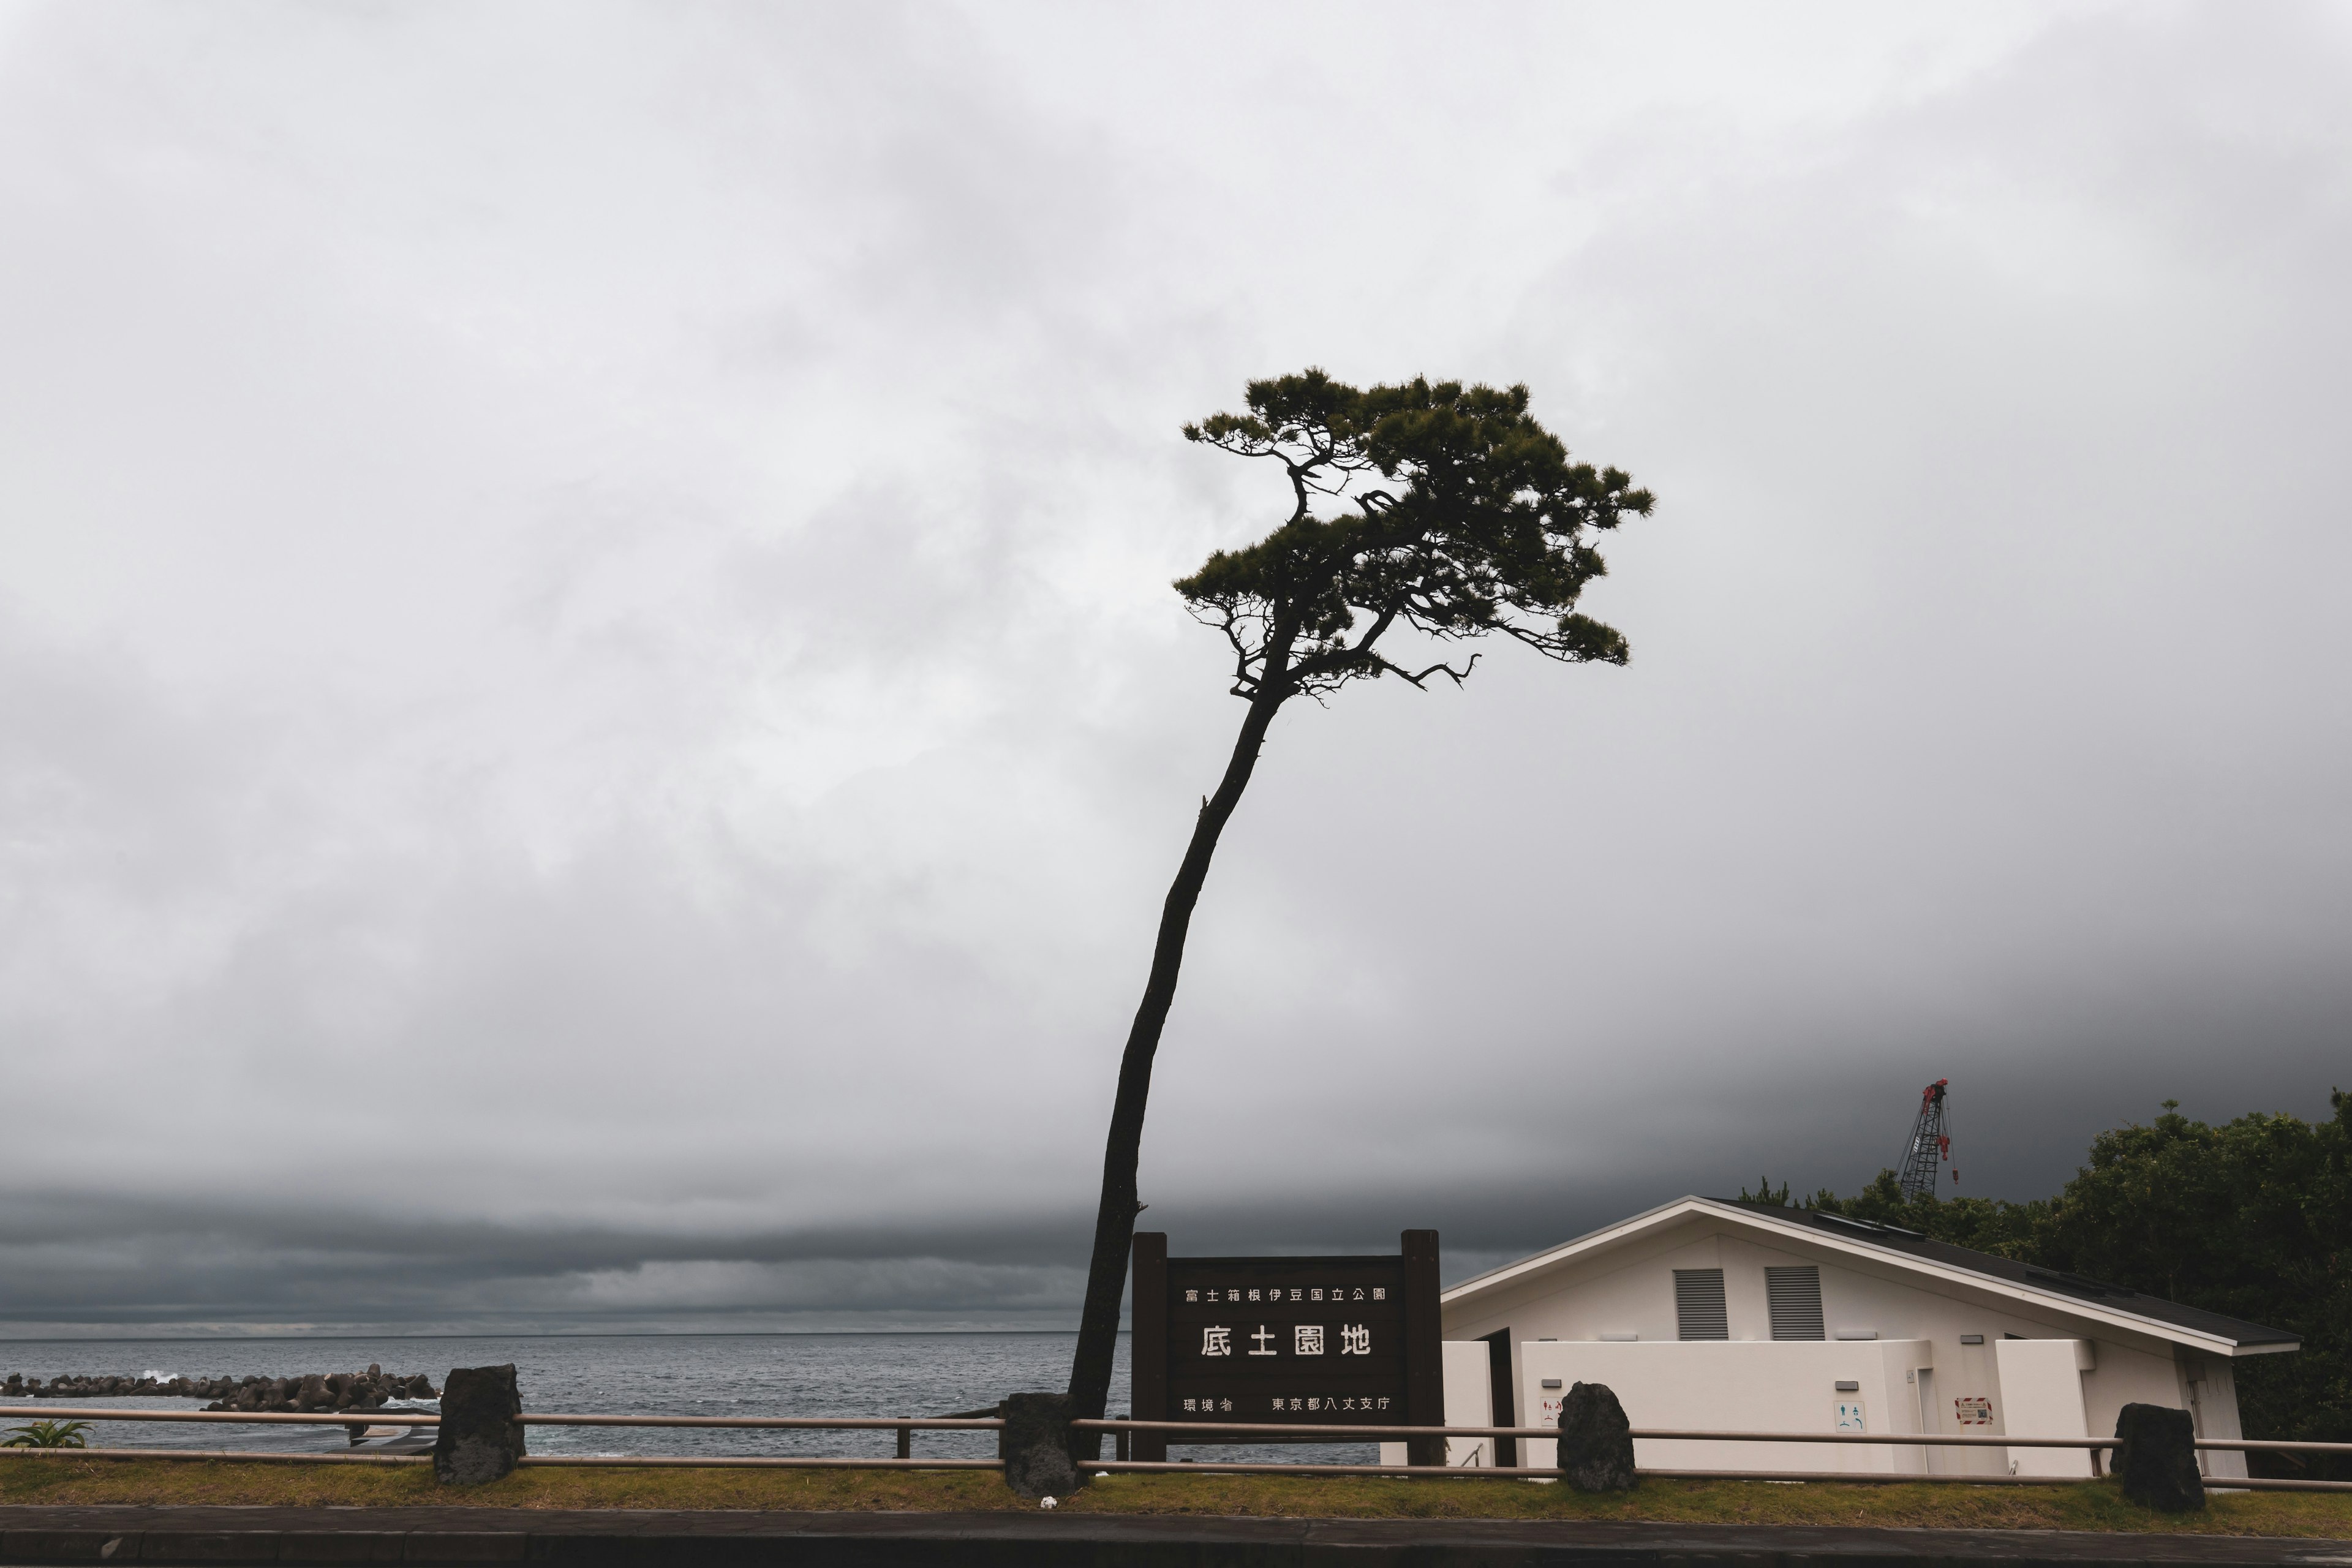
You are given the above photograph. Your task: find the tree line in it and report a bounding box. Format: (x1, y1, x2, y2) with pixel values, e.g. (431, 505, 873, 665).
(1748, 1089, 2351, 1479)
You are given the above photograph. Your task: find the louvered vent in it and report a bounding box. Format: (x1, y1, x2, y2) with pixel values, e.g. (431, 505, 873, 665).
(1766, 1265, 1826, 1341)
(1673, 1268, 1728, 1341)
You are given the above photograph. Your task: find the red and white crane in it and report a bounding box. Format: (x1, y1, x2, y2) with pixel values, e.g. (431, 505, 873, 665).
(1898, 1078, 1956, 1201)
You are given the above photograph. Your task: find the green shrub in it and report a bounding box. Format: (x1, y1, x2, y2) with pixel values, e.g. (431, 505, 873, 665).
(2, 1420, 93, 1449)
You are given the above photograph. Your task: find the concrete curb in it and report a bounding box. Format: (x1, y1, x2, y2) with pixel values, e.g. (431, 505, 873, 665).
(4, 1508, 2350, 1567)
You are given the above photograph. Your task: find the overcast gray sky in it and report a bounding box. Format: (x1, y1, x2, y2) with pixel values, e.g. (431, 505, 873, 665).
(3, 1, 2348, 1336)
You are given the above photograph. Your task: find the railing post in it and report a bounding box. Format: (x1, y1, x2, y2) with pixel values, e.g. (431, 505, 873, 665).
(1131, 1232, 1169, 1464)
(1115, 1422, 1129, 1463)
(896, 1422, 911, 1460)
(1401, 1229, 1444, 1468)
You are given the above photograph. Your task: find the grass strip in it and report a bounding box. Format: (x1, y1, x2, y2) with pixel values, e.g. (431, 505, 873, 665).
(2, 1457, 2348, 1536)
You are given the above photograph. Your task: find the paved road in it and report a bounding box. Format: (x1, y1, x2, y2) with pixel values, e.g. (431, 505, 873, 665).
(6, 1506, 2351, 1566)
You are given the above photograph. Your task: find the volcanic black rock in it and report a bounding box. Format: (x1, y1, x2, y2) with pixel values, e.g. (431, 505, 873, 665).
(1556, 1381, 1638, 1491)
(434, 1363, 527, 1486)
(998, 1392, 1081, 1500)
(2113, 1402, 2204, 1512)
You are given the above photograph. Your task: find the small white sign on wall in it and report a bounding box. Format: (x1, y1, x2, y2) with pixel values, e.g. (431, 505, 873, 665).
(1834, 1400, 1866, 1433)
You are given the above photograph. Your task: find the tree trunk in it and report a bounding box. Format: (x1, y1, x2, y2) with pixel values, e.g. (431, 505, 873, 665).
(1066, 684, 1288, 1449)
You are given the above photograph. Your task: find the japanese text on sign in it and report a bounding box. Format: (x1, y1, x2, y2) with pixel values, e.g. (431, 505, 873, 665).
(1185, 1286, 1387, 1303)
(1199, 1323, 1371, 1357)
(1145, 1241, 1427, 1439)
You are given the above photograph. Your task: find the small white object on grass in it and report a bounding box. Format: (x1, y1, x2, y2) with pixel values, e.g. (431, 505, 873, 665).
(1039, 1496, 1058, 1510)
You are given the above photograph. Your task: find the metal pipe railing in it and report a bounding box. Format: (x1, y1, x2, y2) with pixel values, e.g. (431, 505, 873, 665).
(0, 1448, 998, 1471)
(517, 1455, 1000, 1469)
(518, 1413, 1001, 1429)
(1086, 1459, 2097, 1484)
(0, 1405, 998, 1431)
(7, 1441, 2339, 1489)
(9, 1406, 2346, 1487)
(2, 1406, 440, 1427)
(17, 1405, 2350, 1452)
(17, 1406, 2348, 1451)
(0, 1447, 428, 1466)
(0, 1404, 1001, 1468)
(1069, 1416, 2352, 1453)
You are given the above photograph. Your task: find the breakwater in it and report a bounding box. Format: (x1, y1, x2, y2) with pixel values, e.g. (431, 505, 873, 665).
(4, 1366, 438, 1411)
(0, 1333, 1186, 1464)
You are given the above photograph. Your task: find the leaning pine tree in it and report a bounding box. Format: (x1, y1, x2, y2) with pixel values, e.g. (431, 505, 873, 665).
(1065, 369, 1655, 1441)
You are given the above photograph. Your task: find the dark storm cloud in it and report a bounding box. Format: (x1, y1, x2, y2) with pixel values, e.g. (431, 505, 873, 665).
(0, 1192, 1098, 1330)
(2, 1, 2348, 1333)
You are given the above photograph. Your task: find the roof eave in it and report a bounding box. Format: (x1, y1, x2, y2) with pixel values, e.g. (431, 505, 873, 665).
(1438, 1194, 1717, 1304)
(1442, 1196, 2286, 1359)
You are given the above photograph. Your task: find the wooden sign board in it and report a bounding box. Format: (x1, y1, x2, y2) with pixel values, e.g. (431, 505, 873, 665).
(1128, 1229, 1444, 1464)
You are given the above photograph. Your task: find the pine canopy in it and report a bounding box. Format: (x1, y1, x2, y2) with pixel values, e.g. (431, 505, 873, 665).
(1179, 369, 1654, 700)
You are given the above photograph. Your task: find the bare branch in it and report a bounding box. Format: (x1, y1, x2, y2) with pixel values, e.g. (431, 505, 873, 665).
(1382, 652, 1480, 690)
(1496, 619, 1608, 662)
(1351, 604, 1400, 657)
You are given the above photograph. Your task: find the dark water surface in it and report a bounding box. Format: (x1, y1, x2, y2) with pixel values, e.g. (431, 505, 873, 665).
(0, 1333, 1375, 1465)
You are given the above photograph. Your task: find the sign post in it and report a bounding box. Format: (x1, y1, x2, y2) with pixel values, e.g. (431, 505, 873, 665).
(1129, 1229, 1443, 1466)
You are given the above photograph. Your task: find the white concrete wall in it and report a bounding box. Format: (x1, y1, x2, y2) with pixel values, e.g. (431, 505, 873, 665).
(1994, 1338, 2091, 1477)
(1379, 1341, 1498, 1470)
(1442, 1216, 1727, 1351)
(2076, 1335, 2188, 1477)
(1513, 1340, 1934, 1475)
(1439, 1213, 2251, 1476)
(2183, 1351, 2250, 1482)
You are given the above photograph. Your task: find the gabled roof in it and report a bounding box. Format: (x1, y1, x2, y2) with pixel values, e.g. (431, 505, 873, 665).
(1441, 1195, 2297, 1358)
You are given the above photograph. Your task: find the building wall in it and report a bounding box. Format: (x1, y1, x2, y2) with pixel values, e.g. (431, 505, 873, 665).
(1513, 1339, 1934, 1474)
(2182, 1350, 2250, 1482)
(1443, 1340, 1495, 1468)
(1377, 1340, 1504, 1471)
(1439, 1213, 2250, 1476)
(1994, 1338, 2092, 1477)
(2081, 1336, 2186, 1460)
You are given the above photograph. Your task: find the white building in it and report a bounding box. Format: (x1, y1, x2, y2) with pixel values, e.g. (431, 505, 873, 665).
(1396, 1196, 2296, 1479)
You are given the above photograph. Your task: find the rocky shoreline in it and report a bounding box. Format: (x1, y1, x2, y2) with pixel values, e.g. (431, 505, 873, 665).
(5, 1366, 439, 1412)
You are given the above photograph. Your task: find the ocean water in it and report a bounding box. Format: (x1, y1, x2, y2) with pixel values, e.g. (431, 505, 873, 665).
(0, 1333, 1376, 1466)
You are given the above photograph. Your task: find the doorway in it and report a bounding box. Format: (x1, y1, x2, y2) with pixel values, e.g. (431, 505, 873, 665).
(1479, 1329, 1515, 1467)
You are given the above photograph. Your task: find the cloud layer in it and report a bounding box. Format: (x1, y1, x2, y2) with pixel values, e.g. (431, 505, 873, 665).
(2, 1, 2347, 1332)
